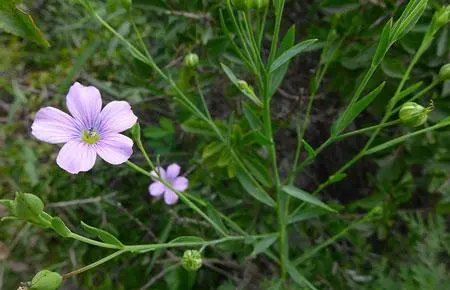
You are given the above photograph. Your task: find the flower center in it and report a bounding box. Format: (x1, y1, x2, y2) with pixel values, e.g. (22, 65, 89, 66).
(82, 128, 100, 144)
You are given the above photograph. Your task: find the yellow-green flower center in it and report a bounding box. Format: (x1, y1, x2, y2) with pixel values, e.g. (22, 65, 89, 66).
(82, 129, 100, 144)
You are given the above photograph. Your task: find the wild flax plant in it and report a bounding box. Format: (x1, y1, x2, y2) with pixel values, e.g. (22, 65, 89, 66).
(1, 0, 450, 289)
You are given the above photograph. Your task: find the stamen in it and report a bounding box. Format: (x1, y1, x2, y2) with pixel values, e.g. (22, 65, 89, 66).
(82, 128, 100, 144)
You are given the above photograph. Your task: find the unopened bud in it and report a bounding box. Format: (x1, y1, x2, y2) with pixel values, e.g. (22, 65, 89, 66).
(184, 53, 199, 68)
(439, 63, 450, 81)
(182, 250, 202, 272)
(30, 270, 62, 290)
(399, 101, 433, 127)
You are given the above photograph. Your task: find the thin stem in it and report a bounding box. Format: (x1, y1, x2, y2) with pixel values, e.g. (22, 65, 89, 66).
(69, 233, 122, 249)
(126, 161, 151, 177)
(391, 78, 441, 115)
(63, 250, 126, 278)
(268, 0, 285, 64)
(336, 119, 401, 140)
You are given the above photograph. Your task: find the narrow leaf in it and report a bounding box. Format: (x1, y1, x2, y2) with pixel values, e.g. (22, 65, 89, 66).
(169, 236, 204, 244)
(366, 118, 450, 155)
(81, 221, 124, 248)
(205, 203, 229, 235)
(302, 139, 316, 158)
(269, 25, 296, 96)
(288, 207, 328, 224)
(270, 39, 318, 72)
(221, 63, 262, 106)
(372, 19, 393, 66)
(287, 262, 318, 290)
(236, 169, 276, 207)
(332, 82, 386, 136)
(51, 217, 72, 238)
(0, 2, 50, 47)
(282, 186, 336, 212)
(251, 236, 278, 256)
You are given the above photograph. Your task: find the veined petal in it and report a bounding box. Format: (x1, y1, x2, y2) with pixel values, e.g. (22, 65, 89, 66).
(173, 177, 188, 192)
(98, 101, 137, 134)
(164, 189, 179, 205)
(94, 133, 133, 165)
(56, 141, 97, 174)
(166, 163, 181, 180)
(149, 182, 165, 197)
(31, 107, 80, 144)
(66, 82, 102, 128)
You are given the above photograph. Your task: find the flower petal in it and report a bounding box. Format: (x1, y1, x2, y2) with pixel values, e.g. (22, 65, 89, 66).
(173, 177, 188, 192)
(150, 167, 166, 180)
(66, 82, 102, 128)
(164, 189, 179, 205)
(98, 101, 138, 134)
(56, 140, 97, 174)
(94, 134, 133, 165)
(166, 163, 181, 180)
(31, 107, 80, 144)
(149, 182, 165, 197)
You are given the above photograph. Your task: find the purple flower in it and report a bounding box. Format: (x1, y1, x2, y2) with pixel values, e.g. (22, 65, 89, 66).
(31, 82, 138, 174)
(149, 164, 189, 205)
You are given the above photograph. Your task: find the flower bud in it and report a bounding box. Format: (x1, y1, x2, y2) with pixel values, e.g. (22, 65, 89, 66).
(182, 250, 202, 272)
(30, 270, 62, 290)
(399, 102, 432, 127)
(439, 63, 450, 81)
(184, 53, 199, 69)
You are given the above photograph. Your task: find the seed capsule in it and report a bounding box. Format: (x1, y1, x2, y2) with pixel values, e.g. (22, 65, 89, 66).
(399, 102, 431, 127)
(184, 53, 199, 69)
(439, 63, 450, 81)
(182, 250, 202, 272)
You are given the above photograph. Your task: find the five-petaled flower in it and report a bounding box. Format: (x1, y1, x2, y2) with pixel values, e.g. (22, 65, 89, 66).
(149, 164, 189, 205)
(31, 82, 138, 174)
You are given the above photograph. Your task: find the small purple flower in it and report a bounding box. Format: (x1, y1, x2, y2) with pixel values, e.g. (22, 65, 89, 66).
(149, 164, 189, 205)
(31, 82, 138, 174)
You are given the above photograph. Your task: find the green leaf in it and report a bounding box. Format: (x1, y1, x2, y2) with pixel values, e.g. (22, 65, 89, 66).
(269, 25, 296, 97)
(236, 169, 276, 207)
(366, 118, 450, 155)
(372, 19, 393, 66)
(243, 103, 262, 130)
(205, 203, 229, 235)
(0, 1, 50, 47)
(381, 58, 406, 79)
(169, 236, 204, 244)
(51, 217, 72, 238)
(221, 63, 262, 106)
(288, 207, 328, 224)
(242, 155, 273, 187)
(391, 81, 423, 106)
(302, 139, 316, 158)
(81, 221, 124, 248)
(241, 130, 273, 146)
(31, 270, 62, 290)
(282, 186, 336, 212)
(270, 39, 318, 72)
(251, 236, 278, 256)
(286, 262, 318, 290)
(332, 82, 386, 136)
(391, 0, 428, 41)
(181, 118, 216, 136)
(328, 173, 347, 184)
(202, 141, 226, 159)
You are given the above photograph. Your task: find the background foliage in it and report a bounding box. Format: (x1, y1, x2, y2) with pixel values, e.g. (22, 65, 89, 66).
(0, 0, 449, 289)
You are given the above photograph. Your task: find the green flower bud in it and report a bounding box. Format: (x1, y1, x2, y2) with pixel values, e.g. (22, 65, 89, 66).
(184, 53, 199, 69)
(182, 250, 202, 272)
(436, 6, 450, 27)
(399, 102, 432, 127)
(439, 63, 450, 81)
(30, 270, 62, 290)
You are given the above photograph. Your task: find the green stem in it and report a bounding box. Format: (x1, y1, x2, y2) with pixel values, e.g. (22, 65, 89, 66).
(63, 250, 126, 278)
(126, 161, 151, 177)
(336, 119, 401, 139)
(69, 233, 122, 249)
(268, 0, 285, 64)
